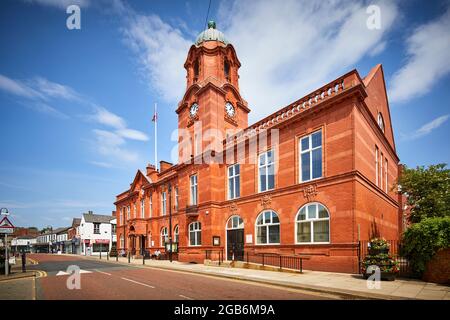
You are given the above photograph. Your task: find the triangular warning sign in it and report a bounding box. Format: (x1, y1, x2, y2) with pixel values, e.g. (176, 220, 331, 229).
(0, 216, 14, 229)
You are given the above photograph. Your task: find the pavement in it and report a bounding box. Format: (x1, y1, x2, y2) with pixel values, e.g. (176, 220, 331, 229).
(18, 254, 344, 300)
(70, 253, 450, 300)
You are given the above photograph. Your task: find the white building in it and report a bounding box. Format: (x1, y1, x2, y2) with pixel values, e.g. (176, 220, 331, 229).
(11, 236, 37, 253)
(79, 211, 115, 256)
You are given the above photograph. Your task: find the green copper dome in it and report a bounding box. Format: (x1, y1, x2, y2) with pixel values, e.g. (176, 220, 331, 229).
(195, 20, 229, 46)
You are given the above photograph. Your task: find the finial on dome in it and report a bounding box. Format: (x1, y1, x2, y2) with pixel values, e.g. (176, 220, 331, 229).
(208, 20, 216, 29)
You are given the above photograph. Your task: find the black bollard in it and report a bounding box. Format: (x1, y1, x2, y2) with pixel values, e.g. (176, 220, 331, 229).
(21, 252, 26, 273)
(128, 252, 130, 263)
(116, 253, 118, 262)
(143, 253, 145, 265)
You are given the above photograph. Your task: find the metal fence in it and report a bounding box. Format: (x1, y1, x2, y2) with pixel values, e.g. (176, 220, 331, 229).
(205, 249, 224, 265)
(244, 252, 308, 273)
(358, 240, 413, 277)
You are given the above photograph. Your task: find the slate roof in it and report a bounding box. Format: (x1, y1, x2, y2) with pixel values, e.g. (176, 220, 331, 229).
(72, 218, 81, 228)
(83, 213, 114, 224)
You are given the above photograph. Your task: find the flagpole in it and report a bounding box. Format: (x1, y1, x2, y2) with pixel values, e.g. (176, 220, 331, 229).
(154, 102, 158, 170)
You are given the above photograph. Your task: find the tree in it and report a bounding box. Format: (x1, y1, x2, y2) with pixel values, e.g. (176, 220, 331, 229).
(398, 163, 450, 223)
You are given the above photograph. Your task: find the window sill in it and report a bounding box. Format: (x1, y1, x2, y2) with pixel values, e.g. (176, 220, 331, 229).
(254, 243, 280, 246)
(295, 242, 330, 245)
(299, 176, 324, 184)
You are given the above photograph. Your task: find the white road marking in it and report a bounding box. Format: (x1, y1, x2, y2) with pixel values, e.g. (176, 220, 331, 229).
(121, 277, 155, 288)
(95, 269, 111, 276)
(179, 294, 194, 300)
(56, 269, 92, 276)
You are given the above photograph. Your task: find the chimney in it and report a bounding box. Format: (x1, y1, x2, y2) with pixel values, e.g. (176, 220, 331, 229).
(146, 163, 156, 176)
(111, 210, 116, 217)
(160, 160, 173, 172)
(88, 210, 93, 215)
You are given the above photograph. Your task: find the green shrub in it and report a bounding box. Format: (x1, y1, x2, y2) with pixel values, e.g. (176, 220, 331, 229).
(401, 217, 450, 275)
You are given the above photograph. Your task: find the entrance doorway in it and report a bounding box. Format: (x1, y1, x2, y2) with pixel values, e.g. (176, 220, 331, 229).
(226, 215, 244, 261)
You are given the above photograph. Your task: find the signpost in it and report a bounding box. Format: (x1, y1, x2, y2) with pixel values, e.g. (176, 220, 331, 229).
(1, 208, 14, 276)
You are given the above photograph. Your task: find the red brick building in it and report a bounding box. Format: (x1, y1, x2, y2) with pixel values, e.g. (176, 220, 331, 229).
(115, 21, 401, 273)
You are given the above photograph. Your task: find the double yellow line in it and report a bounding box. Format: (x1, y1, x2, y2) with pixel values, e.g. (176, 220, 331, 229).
(34, 270, 47, 278)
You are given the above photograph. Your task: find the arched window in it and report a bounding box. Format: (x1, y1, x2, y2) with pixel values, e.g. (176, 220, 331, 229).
(189, 221, 201, 246)
(194, 60, 199, 81)
(224, 60, 230, 79)
(377, 113, 385, 133)
(160, 227, 168, 247)
(296, 203, 330, 244)
(255, 210, 280, 244)
(174, 225, 179, 243)
(226, 215, 244, 230)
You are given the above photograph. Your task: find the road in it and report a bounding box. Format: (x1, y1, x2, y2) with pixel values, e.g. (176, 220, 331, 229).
(20, 254, 343, 300)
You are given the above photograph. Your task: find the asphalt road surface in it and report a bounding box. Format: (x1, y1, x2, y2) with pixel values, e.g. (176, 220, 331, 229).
(26, 254, 344, 300)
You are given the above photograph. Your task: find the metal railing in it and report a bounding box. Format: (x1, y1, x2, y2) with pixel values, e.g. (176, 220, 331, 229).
(205, 249, 224, 265)
(245, 252, 308, 273)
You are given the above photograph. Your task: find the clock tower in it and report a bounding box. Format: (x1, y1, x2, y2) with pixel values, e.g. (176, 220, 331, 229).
(176, 21, 250, 162)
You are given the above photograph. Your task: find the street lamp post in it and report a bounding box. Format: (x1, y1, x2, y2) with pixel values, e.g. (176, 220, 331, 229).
(168, 183, 173, 263)
(1, 208, 10, 276)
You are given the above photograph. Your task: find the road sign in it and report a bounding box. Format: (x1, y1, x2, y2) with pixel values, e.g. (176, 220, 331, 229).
(0, 216, 14, 234)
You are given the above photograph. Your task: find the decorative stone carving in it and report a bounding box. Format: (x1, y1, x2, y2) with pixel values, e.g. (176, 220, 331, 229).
(302, 184, 318, 201)
(260, 195, 272, 209)
(229, 202, 238, 213)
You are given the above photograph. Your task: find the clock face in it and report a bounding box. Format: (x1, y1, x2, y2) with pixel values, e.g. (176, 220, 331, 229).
(190, 103, 199, 118)
(225, 102, 235, 117)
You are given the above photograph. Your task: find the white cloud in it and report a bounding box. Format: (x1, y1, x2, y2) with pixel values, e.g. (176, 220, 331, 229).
(404, 114, 449, 140)
(92, 129, 140, 163)
(0, 74, 44, 100)
(389, 7, 450, 103)
(89, 161, 115, 168)
(29, 102, 69, 119)
(22, 0, 90, 9)
(92, 105, 127, 129)
(121, 13, 192, 103)
(116, 128, 149, 141)
(31, 77, 82, 101)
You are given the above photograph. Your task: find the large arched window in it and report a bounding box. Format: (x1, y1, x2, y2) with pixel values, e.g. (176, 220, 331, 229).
(189, 222, 201, 246)
(174, 225, 179, 243)
(377, 113, 385, 133)
(160, 227, 168, 247)
(226, 215, 244, 230)
(255, 210, 280, 244)
(296, 203, 330, 244)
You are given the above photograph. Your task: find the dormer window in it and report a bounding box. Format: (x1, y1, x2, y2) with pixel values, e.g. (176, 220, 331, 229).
(377, 113, 385, 133)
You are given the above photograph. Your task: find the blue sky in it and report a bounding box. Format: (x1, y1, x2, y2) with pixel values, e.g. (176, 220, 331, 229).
(0, 0, 449, 228)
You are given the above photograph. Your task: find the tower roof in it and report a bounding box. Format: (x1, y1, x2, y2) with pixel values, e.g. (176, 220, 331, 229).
(195, 20, 229, 46)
